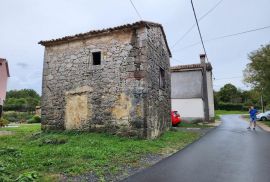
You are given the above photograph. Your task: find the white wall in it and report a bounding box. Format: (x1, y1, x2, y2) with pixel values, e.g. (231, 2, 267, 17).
(171, 98, 204, 118)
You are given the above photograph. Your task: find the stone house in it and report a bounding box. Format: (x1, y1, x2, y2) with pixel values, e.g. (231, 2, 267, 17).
(39, 21, 172, 139)
(171, 55, 215, 122)
(0, 58, 10, 117)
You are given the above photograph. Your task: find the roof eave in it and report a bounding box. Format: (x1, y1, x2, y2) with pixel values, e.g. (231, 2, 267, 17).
(6, 61, 10, 77)
(38, 21, 172, 57)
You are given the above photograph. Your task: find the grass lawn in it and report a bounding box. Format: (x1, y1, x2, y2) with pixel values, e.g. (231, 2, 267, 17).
(215, 110, 248, 120)
(0, 124, 199, 181)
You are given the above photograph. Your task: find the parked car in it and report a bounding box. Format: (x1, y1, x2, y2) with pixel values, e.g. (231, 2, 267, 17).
(256, 111, 270, 121)
(171, 110, 181, 126)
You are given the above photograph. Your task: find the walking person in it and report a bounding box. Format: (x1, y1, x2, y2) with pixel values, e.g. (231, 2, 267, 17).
(247, 106, 258, 130)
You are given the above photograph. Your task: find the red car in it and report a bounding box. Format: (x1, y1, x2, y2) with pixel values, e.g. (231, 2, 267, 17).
(171, 111, 181, 126)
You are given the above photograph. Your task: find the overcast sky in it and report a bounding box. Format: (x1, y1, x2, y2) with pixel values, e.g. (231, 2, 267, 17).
(0, 0, 269, 94)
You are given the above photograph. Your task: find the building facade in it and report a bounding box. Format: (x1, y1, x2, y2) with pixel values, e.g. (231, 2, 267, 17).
(0, 58, 10, 117)
(39, 21, 171, 139)
(171, 55, 214, 122)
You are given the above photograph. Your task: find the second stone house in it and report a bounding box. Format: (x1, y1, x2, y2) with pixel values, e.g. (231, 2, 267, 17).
(39, 21, 171, 139)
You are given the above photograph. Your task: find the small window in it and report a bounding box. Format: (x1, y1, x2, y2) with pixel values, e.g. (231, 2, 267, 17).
(159, 67, 165, 89)
(92, 52, 101, 65)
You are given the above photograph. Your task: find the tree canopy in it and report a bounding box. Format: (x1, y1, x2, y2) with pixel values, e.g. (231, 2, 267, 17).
(4, 89, 40, 112)
(214, 83, 262, 111)
(244, 43, 270, 102)
(218, 83, 239, 103)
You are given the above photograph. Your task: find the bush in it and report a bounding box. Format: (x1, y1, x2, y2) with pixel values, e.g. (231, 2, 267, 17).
(3, 112, 33, 123)
(217, 102, 261, 111)
(27, 115, 41, 124)
(217, 102, 245, 111)
(0, 118, 9, 127)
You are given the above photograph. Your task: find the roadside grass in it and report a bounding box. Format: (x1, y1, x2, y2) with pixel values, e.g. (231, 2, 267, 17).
(261, 121, 270, 127)
(177, 122, 212, 128)
(0, 124, 199, 181)
(215, 110, 248, 115)
(215, 110, 248, 120)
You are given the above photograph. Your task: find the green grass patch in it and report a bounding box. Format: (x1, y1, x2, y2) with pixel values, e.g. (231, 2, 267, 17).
(215, 110, 248, 120)
(0, 124, 199, 181)
(215, 110, 248, 115)
(177, 122, 212, 128)
(261, 121, 270, 127)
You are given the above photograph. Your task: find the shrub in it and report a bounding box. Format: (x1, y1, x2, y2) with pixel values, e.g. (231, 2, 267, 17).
(27, 115, 41, 124)
(0, 118, 9, 127)
(3, 112, 33, 123)
(216, 102, 261, 111)
(217, 102, 244, 111)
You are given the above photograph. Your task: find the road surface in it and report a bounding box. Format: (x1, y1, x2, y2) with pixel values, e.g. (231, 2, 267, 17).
(123, 115, 270, 182)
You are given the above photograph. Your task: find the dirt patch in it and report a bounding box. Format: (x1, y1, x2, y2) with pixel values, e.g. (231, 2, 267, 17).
(60, 173, 98, 182)
(174, 127, 214, 136)
(0, 131, 14, 136)
(105, 154, 165, 182)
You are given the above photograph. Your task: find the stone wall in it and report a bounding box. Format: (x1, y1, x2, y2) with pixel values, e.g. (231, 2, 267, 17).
(41, 25, 171, 138)
(145, 27, 171, 138)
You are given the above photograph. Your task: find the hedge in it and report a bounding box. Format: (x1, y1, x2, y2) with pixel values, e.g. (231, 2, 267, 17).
(216, 102, 261, 111)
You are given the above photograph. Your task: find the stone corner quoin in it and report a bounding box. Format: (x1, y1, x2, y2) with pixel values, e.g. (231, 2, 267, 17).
(39, 21, 172, 139)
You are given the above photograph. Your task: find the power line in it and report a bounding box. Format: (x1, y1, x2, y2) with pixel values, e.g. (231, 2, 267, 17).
(173, 25, 270, 53)
(129, 0, 143, 20)
(214, 76, 242, 81)
(171, 0, 224, 49)
(191, 0, 208, 62)
(207, 25, 270, 42)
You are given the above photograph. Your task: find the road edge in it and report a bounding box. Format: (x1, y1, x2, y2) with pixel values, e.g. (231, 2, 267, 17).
(120, 123, 222, 181)
(241, 115, 270, 132)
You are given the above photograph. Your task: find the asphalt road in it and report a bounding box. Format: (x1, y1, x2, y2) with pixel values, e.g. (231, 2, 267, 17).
(123, 115, 270, 182)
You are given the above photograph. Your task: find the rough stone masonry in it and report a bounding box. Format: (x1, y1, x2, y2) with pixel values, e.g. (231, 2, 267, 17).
(39, 21, 172, 139)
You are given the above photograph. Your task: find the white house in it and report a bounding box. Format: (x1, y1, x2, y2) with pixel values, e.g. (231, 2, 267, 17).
(171, 54, 215, 122)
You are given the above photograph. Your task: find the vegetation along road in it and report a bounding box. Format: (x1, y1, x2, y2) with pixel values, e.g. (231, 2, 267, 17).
(0, 124, 201, 181)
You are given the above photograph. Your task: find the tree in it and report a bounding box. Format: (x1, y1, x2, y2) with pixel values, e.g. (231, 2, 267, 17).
(218, 84, 240, 103)
(3, 89, 40, 112)
(244, 43, 270, 102)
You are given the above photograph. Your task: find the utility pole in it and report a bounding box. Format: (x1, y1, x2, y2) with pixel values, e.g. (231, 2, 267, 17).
(191, 0, 210, 122)
(0, 98, 3, 118)
(261, 88, 264, 112)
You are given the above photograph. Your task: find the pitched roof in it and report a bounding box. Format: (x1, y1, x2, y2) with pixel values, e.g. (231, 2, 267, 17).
(0, 58, 10, 77)
(39, 20, 172, 57)
(171, 63, 212, 72)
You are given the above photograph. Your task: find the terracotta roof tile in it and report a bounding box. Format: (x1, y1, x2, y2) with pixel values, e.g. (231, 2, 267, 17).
(171, 63, 212, 72)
